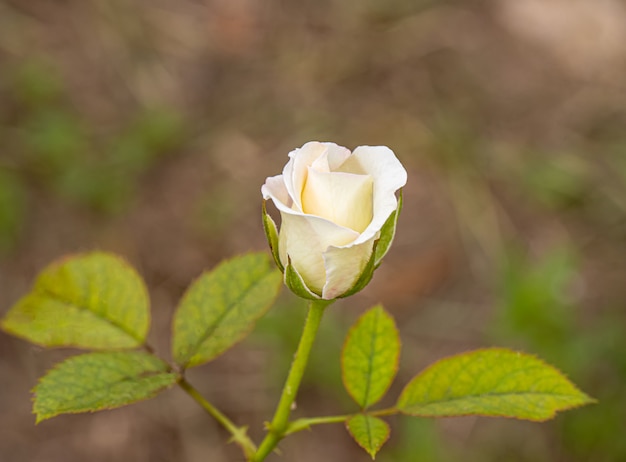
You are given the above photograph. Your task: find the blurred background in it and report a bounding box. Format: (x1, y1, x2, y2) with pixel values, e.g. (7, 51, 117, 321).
(1, 0, 626, 461)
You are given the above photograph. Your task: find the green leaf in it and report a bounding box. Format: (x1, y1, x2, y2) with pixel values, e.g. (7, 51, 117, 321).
(346, 414, 390, 460)
(374, 190, 402, 267)
(172, 253, 282, 368)
(34, 351, 178, 422)
(1, 252, 149, 349)
(397, 348, 594, 421)
(342, 305, 400, 409)
(284, 258, 321, 300)
(262, 201, 284, 272)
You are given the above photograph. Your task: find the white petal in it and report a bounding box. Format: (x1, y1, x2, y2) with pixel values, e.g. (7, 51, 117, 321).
(322, 237, 376, 299)
(283, 142, 326, 211)
(301, 168, 373, 233)
(310, 150, 330, 173)
(283, 142, 352, 211)
(339, 146, 407, 245)
(322, 143, 352, 170)
(261, 174, 291, 207)
(278, 211, 359, 295)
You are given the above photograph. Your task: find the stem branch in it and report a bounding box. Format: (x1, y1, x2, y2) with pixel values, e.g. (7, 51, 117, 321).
(285, 407, 399, 436)
(178, 377, 257, 458)
(285, 414, 350, 435)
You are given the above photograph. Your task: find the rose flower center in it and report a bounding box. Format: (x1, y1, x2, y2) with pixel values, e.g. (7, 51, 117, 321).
(301, 165, 373, 233)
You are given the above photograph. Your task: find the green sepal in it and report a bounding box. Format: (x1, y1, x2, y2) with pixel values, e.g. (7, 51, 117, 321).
(262, 201, 284, 272)
(284, 258, 321, 300)
(374, 190, 403, 268)
(338, 240, 378, 299)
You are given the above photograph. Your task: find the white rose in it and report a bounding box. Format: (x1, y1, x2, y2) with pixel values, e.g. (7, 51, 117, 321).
(262, 142, 407, 300)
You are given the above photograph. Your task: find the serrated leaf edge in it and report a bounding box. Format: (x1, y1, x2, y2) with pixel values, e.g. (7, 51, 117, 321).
(32, 352, 179, 423)
(397, 347, 596, 422)
(174, 253, 282, 368)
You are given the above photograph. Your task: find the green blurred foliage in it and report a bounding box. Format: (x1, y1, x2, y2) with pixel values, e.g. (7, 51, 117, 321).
(109, 108, 185, 174)
(2, 58, 186, 222)
(195, 182, 238, 235)
(0, 169, 26, 254)
(10, 58, 63, 107)
(495, 248, 578, 367)
(379, 418, 444, 462)
(21, 109, 87, 175)
(520, 154, 589, 209)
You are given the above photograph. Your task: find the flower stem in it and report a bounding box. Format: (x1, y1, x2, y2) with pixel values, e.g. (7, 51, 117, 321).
(178, 377, 257, 459)
(251, 299, 332, 461)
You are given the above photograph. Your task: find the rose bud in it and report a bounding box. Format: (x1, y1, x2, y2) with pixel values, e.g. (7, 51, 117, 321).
(262, 142, 407, 300)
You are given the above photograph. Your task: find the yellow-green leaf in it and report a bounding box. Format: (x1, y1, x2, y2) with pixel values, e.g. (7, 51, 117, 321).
(346, 414, 390, 460)
(172, 253, 281, 368)
(2, 252, 149, 349)
(34, 351, 178, 422)
(342, 305, 400, 409)
(397, 348, 594, 421)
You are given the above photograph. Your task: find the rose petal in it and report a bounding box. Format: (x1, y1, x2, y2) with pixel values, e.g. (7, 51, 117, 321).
(283, 142, 352, 212)
(322, 237, 376, 299)
(302, 168, 373, 233)
(261, 175, 292, 207)
(324, 143, 353, 170)
(338, 146, 407, 245)
(278, 211, 359, 294)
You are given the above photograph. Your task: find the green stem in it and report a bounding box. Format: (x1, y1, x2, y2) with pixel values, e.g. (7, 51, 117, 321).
(285, 414, 351, 435)
(251, 299, 332, 461)
(285, 407, 399, 436)
(178, 377, 257, 459)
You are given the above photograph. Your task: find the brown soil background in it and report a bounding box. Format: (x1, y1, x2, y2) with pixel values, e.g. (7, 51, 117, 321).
(2, 1, 626, 461)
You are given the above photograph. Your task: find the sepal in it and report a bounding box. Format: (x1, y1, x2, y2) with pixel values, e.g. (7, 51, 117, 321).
(374, 190, 403, 268)
(284, 258, 322, 300)
(262, 201, 284, 272)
